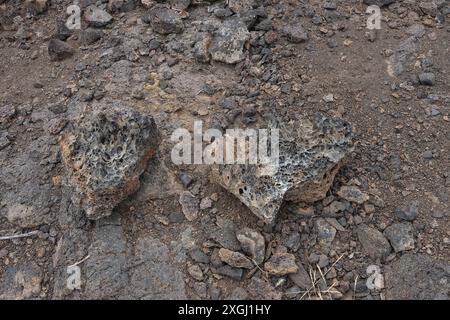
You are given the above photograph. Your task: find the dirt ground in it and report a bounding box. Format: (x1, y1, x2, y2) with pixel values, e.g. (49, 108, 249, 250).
(0, 0, 448, 300)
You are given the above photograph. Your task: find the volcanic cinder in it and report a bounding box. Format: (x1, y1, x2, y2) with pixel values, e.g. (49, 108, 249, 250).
(212, 113, 353, 223)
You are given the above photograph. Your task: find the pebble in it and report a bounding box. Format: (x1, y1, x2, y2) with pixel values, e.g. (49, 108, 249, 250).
(218, 248, 253, 269)
(84, 5, 113, 28)
(146, 6, 184, 34)
(418, 73, 435, 86)
(264, 252, 298, 276)
(283, 23, 308, 43)
(187, 264, 204, 281)
(337, 186, 370, 204)
(214, 265, 243, 281)
(236, 227, 265, 265)
(394, 202, 418, 221)
(47, 38, 74, 61)
(179, 191, 199, 221)
(357, 224, 391, 260)
(189, 248, 210, 264)
(383, 222, 415, 252)
(315, 218, 337, 245)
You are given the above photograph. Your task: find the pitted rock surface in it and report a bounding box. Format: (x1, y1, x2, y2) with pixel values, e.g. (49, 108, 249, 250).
(59, 104, 159, 219)
(212, 113, 353, 223)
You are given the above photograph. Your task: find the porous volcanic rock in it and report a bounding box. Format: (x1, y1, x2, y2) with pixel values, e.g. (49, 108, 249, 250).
(59, 104, 160, 219)
(212, 113, 353, 223)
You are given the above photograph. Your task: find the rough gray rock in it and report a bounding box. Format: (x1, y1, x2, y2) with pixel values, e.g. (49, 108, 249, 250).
(419, 72, 436, 86)
(385, 253, 448, 299)
(48, 38, 74, 61)
(208, 218, 241, 251)
(147, 5, 184, 35)
(315, 218, 337, 245)
(218, 248, 253, 269)
(108, 0, 138, 13)
(236, 227, 265, 265)
(179, 191, 199, 221)
(357, 224, 392, 260)
(394, 202, 418, 221)
(387, 37, 417, 76)
(0, 131, 11, 150)
(264, 252, 298, 276)
(79, 28, 104, 46)
(383, 222, 415, 252)
(209, 17, 250, 64)
(289, 263, 312, 290)
(228, 0, 255, 14)
(282, 23, 308, 43)
(212, 113, 353, 223)
(170, 0, 191, 11)
(84, 5, 113, 28)
(337, 185, 369, 204)
(194, 34, 212, 63)
(59, 104, 160, 220)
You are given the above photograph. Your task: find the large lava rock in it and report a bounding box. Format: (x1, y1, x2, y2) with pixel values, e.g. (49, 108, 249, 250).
(59, 105, 159, 220)
(212, 113, 353, 223)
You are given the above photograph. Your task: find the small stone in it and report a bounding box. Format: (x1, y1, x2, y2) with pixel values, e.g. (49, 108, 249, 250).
(418, 73, 435, 86)
(0, 132, 11, 151)
(323, 1, 337, 10)
(384, 223, 415, 252)
(55, 20, 72, 41)
(288, 263, 311, 290)
(357, 224, 391, 260)
(187, 264, 203, 281)
(218, 248, 253, 269)
(194, 34, 212, 63)
(80, 28, 103, 46)
(406, 24, 426, 38)
(179, 191, 199, 221)
(264, 252, 298, 276)
(419, 1, 439, 16)
(209, 218, 241, 251)
(283, 23, 308, 43)
(209, 17, 250, 64)
(324, 201, 347, 215)
(214, 265, 243, 280)
(422, 150, 433, 160)
(26, 0, 49, 14)
(318, 255, 329, 268)
(48, 38, 74, 61)
(200, 197, 212, 210)
(178, 172, 193, 188)
(236, 227, 265, 265)
(337, 186, 369, 204)
(147, 5, 183, 35)
(189, 248, 210, 264)
(228, 0, 255, 14)
(394, 202, 418, 221)
(315, 218, 337, 245)
(84, 5, 113, 28)
(323, 94, 334, 103)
